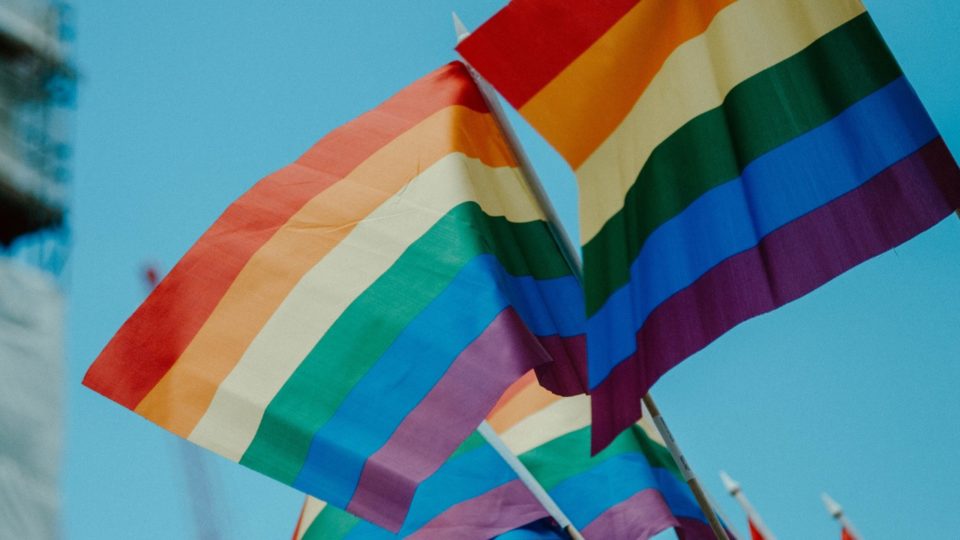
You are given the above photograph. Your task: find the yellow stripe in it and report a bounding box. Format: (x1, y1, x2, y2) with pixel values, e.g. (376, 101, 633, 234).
(188, 154, 537, 460)
(133, 105, 516, 437)
(500, 395, 591, 455)
(296, 498, 327, 540)
(518, 0, 737, 169)
(576, 0, 866, 242)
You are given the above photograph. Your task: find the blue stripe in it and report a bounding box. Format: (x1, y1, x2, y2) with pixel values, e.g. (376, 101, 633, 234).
(399, 443, 518, 535)
(587, 77, 937, 387)
(339, 443, 517, 539)
(548, 454, 704, 527)
(293, 253, 581, 507)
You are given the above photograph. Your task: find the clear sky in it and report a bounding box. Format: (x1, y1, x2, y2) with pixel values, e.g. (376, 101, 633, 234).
(65, 1, 960, 538)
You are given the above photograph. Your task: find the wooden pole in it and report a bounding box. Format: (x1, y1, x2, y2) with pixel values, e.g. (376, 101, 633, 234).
(644, 395, 730, 540)
(454, 12, 728, 540)
(720, 470, 775, 539)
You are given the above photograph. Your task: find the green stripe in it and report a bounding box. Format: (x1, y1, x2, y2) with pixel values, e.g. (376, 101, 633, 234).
(301, 505, 360, 540)
(518, 425, 679, 491)
(241, 201, 569, 482)
(449, 430, 489, 460)
(583, 14, 902, 314)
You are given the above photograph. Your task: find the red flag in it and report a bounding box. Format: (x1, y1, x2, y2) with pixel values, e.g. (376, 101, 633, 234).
(748, 518, 768, 540)
(842, 527, 857, 540)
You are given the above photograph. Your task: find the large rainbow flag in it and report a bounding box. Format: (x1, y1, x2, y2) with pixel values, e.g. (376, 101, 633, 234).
(458, 0, 960, 450)
(82, 61, 585, 531)
(292, 372, 716, 539)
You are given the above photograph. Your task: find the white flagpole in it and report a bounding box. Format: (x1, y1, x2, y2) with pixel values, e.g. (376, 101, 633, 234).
(453, 17, 584, 539)
(453, 12, 729, 539)
(720, 471, 775, 540)
(822, 492, 863, 539)
(477, 422, 584, 540)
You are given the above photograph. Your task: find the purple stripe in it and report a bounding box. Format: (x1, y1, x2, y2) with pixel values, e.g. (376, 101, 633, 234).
(581, 489, 678, 540)
(675, 517, 720, 540)
(534, 334, 589, 397)
(406, 480, 548, 540)
(347, 308, 552, 531)
(591, 138, 960, 451)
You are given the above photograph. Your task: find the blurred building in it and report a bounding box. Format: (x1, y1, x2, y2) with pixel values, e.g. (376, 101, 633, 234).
(0, 1, 74, 538)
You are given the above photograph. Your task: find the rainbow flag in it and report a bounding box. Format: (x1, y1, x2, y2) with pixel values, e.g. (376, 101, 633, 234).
(290, 431, 550, 539)
(293, 373, 716, 539)
(458, 0, 960, 450)
(82, 62, 585, 531)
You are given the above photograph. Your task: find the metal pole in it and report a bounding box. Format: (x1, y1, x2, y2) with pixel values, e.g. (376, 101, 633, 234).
(478, 422, 584, 540)
(454, 12, 729, 540)
(720, 471, 774, 539)
(822, 493, 862, 540)
(454, 12, 728, 540)
(453, 13, 581, 279)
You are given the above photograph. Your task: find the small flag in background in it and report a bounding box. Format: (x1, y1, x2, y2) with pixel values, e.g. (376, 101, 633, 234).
(83, 61, 585, 532)
(459, 0, 960, 451)
(293, 373, 717, 539)
(748, 519, 768, 540)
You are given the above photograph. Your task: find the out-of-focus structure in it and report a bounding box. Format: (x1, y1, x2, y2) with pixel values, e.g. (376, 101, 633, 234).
(0, 1, 74, 538)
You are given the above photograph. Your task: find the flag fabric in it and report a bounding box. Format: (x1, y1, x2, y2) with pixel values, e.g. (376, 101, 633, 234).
(82, 61, 585, 531)
(289, 432, 551, 539)
(458, 0, 960, 451)
(841, 526, 857, 540)
(292, 372, 717, 539)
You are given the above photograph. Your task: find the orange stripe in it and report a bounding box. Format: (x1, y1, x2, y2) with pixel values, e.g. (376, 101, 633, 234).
(487, 371, 537, 418)
(134, 105, 517, 436)
(518, 0, 736, 169)
(487, 376, 562, 433)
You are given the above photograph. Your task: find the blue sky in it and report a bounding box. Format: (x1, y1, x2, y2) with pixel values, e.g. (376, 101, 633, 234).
(66, 1, 960, 538)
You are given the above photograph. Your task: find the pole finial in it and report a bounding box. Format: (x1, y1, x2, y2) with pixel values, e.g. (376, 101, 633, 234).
(719, 470, 741, 495)
(452, 11, 470, 43)
(821, 492, 843, 518)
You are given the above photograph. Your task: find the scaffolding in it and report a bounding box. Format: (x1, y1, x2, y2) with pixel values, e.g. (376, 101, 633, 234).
(0, 0, 74, 248)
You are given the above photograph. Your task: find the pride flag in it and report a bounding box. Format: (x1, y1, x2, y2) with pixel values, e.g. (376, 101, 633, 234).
(459, 0, 960, 450)
(290, 431, 550, 539)
(293, 373, 716, 539)
(83, 62, 584, 531)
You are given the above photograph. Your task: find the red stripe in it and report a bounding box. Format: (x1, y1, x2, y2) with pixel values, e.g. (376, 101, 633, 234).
(345, 308, 551, 532)
(83, 62, 488, 409)
(456, 0, 638, 108)
(590, 138, 960, 452)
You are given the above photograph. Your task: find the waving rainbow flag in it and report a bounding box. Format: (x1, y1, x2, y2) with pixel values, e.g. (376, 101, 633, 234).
(83, 61, 585, 531)
(459, 0, 960, 450)
(290, 430, 550, 539)
(292, 373, 716, 539)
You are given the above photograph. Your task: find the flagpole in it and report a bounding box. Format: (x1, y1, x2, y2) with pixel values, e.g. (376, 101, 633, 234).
(719, 471, 775, 540)
(453, 12, 729, 540)
(822, 493, 862, 540)
(643, 394, 730, 540)
(477, 422, 585, 540)
(454, 13, 729, 540)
